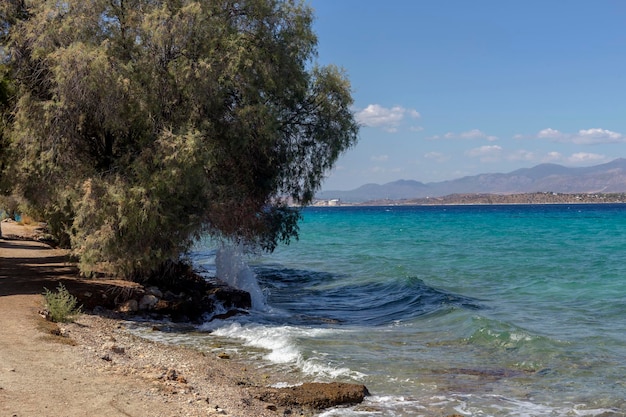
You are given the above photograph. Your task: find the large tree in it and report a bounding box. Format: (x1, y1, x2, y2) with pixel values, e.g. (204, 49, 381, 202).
(3, 0, 358, 279)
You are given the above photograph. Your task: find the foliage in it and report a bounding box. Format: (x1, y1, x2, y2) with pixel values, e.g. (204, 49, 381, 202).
(0, 63, 13, 196)
(3, 0, 359, 280)
(42, 283, 82, 323)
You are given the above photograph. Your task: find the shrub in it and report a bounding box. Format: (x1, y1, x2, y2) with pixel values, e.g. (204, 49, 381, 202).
(42, 283, 82, 323)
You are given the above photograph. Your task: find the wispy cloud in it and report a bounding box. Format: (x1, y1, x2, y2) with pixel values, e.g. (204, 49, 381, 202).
(508, 150, 536, 161)
(428, 129, 498, 141)
(539, 151, 607, 164)
(567, 152, 606, 163)
(537, 128, 564, 139)
(543, 152, 563, 162)
(532, 128, 624, 144)
(466, 145, 503, 162)
(355, 104, 420, 132)
(371, 154, 389, 162)
(573, 129, 623, 144)
(424, 151, 450, 162)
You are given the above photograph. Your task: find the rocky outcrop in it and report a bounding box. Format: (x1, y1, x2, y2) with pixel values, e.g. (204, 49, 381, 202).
(254, 382, 369, 410)
(70, 272, 251, 323)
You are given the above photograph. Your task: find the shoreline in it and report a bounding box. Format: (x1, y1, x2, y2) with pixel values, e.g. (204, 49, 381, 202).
(0, 221, 367, 417)
(312, 191, 626, 207)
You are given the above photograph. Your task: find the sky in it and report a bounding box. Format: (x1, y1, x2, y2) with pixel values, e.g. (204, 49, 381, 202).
(308, 0, 626, 191)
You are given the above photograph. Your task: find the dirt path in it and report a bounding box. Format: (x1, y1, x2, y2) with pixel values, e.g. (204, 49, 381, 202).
(0, 224, 193, 416)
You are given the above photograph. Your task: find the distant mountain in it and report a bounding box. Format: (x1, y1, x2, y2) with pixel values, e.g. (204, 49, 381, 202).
(317, 158, 626, 202)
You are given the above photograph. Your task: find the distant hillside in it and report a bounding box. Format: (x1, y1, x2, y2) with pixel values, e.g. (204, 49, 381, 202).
(317, 158, 626, 203)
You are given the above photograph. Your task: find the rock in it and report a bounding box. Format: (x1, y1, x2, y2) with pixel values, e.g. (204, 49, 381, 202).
(255, 382, 369, 410)
(209, 285, 251, 310)
(207, 404, 227, 415)
(111, 345, 125, 354)
(139, 294, 159, 310)
(163, 368, 187, 383)
(146, 286, 163, 298)
(102, 341, 125, 354)
(119, 299, 138, 312)
(38, 309, 51, 320)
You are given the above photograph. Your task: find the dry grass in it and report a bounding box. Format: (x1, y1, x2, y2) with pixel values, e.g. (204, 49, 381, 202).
(17, 214, 36, 225)
(36, 316, 77, 346)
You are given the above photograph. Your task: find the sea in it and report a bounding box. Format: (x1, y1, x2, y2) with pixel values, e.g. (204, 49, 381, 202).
(132, 204, 626, 417)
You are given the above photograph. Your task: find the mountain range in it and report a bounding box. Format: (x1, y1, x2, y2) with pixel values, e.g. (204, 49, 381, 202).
(317, 158, 626, 203)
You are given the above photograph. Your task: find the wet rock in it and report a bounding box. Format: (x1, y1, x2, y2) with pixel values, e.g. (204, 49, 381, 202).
(255, 382, 370, 410)
(139, 294, 159, 310)
(208, 285, 252, 310)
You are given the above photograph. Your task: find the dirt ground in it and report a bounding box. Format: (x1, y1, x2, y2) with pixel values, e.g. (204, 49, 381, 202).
(0, 221, 304, 417)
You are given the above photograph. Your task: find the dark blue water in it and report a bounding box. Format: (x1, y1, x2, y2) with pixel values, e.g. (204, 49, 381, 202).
(148, 204, 626, 416)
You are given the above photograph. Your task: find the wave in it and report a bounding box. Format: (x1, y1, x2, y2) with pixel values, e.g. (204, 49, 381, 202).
(255, 266, 481, 326)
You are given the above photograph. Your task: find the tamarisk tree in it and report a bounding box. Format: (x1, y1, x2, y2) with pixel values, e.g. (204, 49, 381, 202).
(3, 0, 358, 279)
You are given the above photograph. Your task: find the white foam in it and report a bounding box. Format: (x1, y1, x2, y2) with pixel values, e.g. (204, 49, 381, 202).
(215, 244, 267, 311)
(203, 321, 363, 379)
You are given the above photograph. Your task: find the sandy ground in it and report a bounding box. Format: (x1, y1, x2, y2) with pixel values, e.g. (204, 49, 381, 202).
(0, 221, 309, 417)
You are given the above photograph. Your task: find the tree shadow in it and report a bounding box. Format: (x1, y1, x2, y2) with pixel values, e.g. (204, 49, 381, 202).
(0, 238, 142, 310)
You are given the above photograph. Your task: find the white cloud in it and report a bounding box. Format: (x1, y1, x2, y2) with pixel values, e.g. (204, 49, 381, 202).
(534, 127, 624, 144)
(408, 109, 421, 119)
(542, 152, 563, 162)
(572, 128, 623, 144)
(355, 104, 420, 131)
(537, 128, 564, 139)
(466, 145, 503, 162)
(459, 129, 482, 139)
(538, 151, 607, 164)
(567, 152, 606, 163)
(424, 151, 449, 162)
(430, 129, 498, 141)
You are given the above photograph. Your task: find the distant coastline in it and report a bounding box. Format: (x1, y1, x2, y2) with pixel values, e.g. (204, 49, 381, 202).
(312, 192, 626, 207)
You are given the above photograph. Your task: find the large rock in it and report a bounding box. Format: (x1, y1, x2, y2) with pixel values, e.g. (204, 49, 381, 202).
(138, 294, 159, 310)
(255, 382, 369, 410)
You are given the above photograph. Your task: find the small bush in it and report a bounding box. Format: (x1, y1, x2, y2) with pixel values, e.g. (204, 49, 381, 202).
(17, 214, 35, 225)
(42, 283, 82, 323)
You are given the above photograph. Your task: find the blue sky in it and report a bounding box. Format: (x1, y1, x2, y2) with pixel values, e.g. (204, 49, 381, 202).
(309, 0, 626, 191)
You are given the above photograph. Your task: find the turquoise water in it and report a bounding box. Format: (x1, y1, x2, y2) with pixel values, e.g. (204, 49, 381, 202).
(158, 205, 626, 416)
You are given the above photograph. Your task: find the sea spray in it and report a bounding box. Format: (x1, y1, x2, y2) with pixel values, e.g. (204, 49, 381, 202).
(215, 244, 267, 311)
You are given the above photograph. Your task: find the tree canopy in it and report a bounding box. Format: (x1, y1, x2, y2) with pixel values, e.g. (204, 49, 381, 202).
(1, 0, 358, 279)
